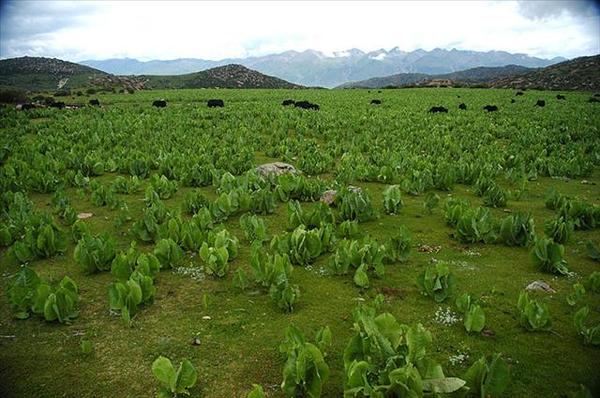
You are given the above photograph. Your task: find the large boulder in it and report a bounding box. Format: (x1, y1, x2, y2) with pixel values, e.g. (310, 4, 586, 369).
(255, 162, 298, 177)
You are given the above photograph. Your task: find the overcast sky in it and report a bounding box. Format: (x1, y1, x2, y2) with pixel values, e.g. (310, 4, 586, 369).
(1, 0, 598, 61)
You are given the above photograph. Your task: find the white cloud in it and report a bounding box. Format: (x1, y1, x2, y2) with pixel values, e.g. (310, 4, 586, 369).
(1, 0, 598, 61)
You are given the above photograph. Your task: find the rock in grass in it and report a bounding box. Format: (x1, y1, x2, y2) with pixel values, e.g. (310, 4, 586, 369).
(255, 162, 297, 177)
(525, 280, 556, 293)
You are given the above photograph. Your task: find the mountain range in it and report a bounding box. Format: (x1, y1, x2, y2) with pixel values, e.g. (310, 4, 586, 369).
(81, 48, 566, 88)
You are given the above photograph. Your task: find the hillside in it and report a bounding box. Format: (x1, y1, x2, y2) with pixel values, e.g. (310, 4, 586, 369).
(0, 56, 109, 91)
(143, 64, 303, 89)
(489, 55, 600, 91)
(81, 48, 565, 88)
(338, 65, 532, 88)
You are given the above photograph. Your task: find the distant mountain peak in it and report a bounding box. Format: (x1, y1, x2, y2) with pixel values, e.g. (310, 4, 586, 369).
(80, 47, 568, 87)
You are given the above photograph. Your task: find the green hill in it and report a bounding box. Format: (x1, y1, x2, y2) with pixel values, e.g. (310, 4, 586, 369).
(143, 64, 303, 89)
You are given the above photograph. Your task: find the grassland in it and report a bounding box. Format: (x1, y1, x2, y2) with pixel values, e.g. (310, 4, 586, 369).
(0, 88, 599, 398)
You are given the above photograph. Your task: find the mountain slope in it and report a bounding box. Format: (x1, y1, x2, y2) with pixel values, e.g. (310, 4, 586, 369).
(81, 48, 565, 88)
(489, 55, 600, 91)
(0, 56, 108, 91)
(338, 65, 532, 88)
(143, 64, 303, 89)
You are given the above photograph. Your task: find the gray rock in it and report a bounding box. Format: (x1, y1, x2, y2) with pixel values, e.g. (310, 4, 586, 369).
(255, 162, 297, 177)
(525, 280, 556, 293)
(320, 186, 362, 205)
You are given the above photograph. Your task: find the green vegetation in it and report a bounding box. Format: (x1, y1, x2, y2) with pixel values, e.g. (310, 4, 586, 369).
(1, 88, 599, 397)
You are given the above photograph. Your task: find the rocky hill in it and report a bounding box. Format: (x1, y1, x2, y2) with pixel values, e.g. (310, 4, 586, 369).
(0, 56, 109, 91)
(488, 55, 600, 91)
(144, 64, 303, 89)
(338, 65, 532, 88)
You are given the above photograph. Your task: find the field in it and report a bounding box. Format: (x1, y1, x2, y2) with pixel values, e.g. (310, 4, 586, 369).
(0, 88, 599, 398)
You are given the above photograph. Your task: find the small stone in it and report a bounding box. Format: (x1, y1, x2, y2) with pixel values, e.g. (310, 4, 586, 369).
(525, 280, 556, 293)
(77, 212, 93, 219)
(202, 316, 211, 320)
(191, 336, 201, 346)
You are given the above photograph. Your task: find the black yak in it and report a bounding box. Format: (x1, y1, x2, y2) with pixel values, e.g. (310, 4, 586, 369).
(556, 95, 566, 100)
(294, 101, 320, 110)
(152, 100, 167, 107)
(89, 99, 100, 106)
(483, 105, 498, 112)
(535, 100, 545, 107)
(458, 103, 467, 110)
(428, 106, 448, 113)
(282, 99, 295, 106)
(207, 99, 224, 108)
(371, 99, 382, 105)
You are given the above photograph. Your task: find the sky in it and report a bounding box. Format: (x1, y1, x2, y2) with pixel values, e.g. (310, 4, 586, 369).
(0, 0, 599, 62)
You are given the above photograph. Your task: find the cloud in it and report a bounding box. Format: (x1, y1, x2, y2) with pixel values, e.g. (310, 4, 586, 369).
(0, 1, 598, 61)
(517, 0, 599, 20)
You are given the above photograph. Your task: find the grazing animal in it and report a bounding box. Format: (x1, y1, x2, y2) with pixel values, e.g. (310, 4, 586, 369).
(282, 99, 295, 106)
(589, 97, 600, 103)
(556, 95, 566, 100)
(89, 99, 100, 106)
(152, 100, 167, 108)
(294, 101, 320, 110)
(515, 91, 524, 96)
(458, 103, 467, 110)
(207, 99, 224, 108)
(511, 99, 516, 103)
(483, 105, 498, 112)
(50, 101, 65, 109)
(377, 90, 382, 93)
(428, 106, 448, 113)
(20, 103, 37, 110)
(370, 99, 382, 105)
(535, 100, 545, 107)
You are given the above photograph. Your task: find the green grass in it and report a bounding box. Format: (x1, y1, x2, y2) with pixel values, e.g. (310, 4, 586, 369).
(1, 88, 599, 398)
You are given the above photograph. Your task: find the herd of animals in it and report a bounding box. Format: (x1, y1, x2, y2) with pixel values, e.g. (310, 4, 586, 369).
(13, 90, 600, 112)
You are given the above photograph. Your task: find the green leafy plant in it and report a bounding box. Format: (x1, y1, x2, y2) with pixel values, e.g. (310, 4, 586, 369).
(566, 283, 586, 306)
(337, 187, 376, 222)
(517, 291, 551, 331)
(152, 356, 197, 397)
(462, 353, 510, 398)
(455, 207, 494, 244)
(343, 303, 465, 396)
(586, 240, 600, 262)
(271, 224, 332, 266)
(417, 262, 456, 302)
(587, 271, 600, 293)
(279, 325, 330, 397)
(423, 192, 440, 214)
(573, 306, 600, 345)
(182, 190, 209, 215)
(483, 183, 507, 208)
(247, 384, 265, 398)
(385, 226, 412, 263)
(382, 185, 404, 214)
(338, 220, 360, 239)
(239, 213, 269, 243)
(544, 216, 574, 244)
(31, 275, 79, 323)
(455, 293, 486, 333)
(74, 232, 117, 274)
(531, 237, 569, 275)
(80, 339, 93, 355)
(154, 238, 184, 269)
(149, 174, 178, 199)
(6, 266, 41, 319)
(498, 212, 535, 247)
